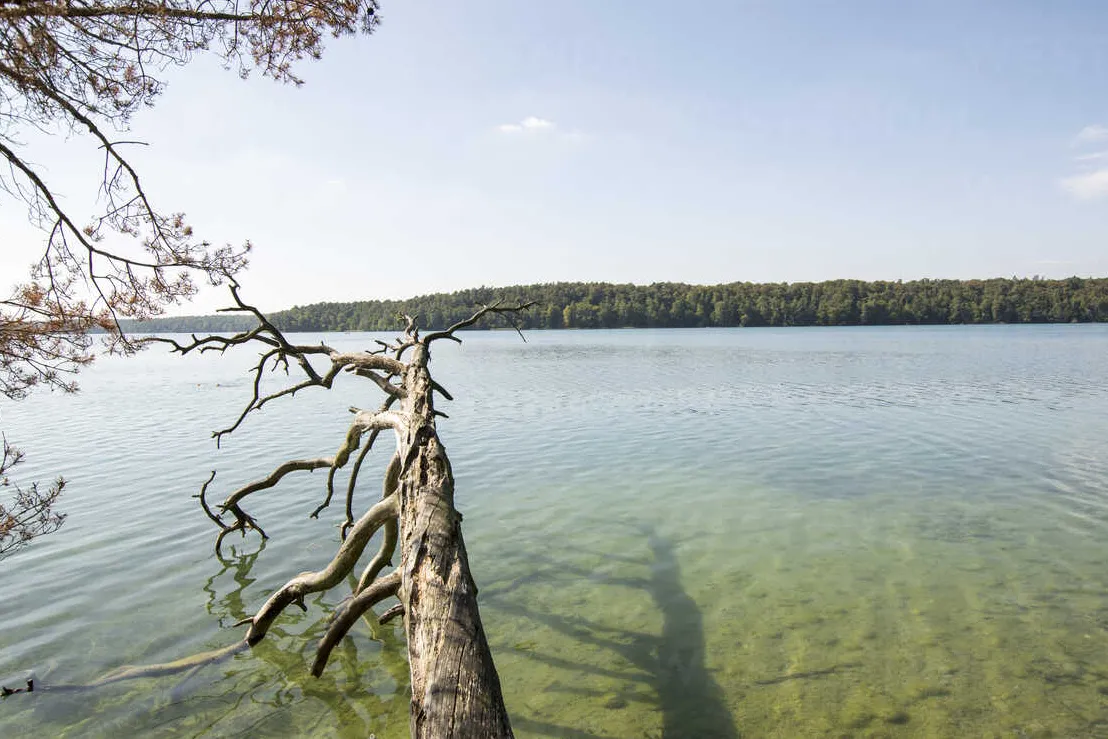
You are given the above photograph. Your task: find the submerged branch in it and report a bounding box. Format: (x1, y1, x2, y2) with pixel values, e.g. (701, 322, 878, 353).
(88, 640, 250, 687)
(244, 493, 398, 645)
(23, 299, 535, 732)
(312, 571, 401, 677)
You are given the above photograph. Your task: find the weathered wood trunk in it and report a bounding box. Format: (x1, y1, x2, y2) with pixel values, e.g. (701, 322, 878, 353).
(7, 301, 529, 735)
(395, 345, 514, 738)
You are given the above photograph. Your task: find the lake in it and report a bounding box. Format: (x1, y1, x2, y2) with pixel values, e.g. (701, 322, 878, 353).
(2, 325, 1108, 738)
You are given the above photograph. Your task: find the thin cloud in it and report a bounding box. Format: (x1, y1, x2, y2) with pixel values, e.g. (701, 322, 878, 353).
(1060, 125, 1108, 198)
(1060, 169, 1108, 199)
(494, 116, 592, 147)
(496, 116, 556, 133)
(1074, 124, 1108, 145)
(559, 129, 590, 144)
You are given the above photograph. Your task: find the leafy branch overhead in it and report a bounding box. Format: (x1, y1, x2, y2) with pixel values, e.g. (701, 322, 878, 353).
(0, 0, 381, 399)
(0, 435, 65, 561)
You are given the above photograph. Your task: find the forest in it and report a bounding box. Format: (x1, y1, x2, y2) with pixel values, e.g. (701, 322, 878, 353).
(127, 277, 1108, 333)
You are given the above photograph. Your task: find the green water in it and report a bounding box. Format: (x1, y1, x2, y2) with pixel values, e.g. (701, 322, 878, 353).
(2, 326, 1107, 737)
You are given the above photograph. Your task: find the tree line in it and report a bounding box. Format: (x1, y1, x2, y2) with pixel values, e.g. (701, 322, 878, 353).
(125, 277, 1108, 333)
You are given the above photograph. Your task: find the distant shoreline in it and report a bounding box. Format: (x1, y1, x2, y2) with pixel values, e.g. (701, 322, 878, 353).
(115, 322, 1106, 335)
(116, 277, 1108, 333)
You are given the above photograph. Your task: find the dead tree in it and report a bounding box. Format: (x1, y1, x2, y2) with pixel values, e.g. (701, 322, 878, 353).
(2, 283, 524, 736)
(175, 284, 522, 737)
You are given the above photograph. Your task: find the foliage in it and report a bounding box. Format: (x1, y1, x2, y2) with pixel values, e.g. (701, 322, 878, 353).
(0, 435, 65, 561)
(1, 0, 380, 399)
(135, 277, 1108, 333)
(0, 0, 381, 556)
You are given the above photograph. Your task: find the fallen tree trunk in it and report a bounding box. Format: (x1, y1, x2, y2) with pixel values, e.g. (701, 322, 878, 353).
(4, 284, 525, 738)
(196, 293, 521, 737)
(393, 343, 513, 736)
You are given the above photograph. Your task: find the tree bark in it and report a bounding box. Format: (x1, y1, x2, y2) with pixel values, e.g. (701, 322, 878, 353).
(4, 297, 528, 738)
(151, 301, 524, 736)
(395, 344, 514, 738)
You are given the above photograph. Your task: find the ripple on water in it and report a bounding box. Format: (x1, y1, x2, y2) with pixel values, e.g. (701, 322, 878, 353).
(2, 326, 1108, 737)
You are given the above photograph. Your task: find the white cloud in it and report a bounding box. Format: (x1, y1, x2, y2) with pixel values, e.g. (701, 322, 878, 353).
(1074, 150, 1108, 162)
(493, 116, 593, 147)
(521, 116, 555, 130)
(496, 116, 556, 133)
(1059, 168, 1108, 199)
(1074, 124, 1108, 145)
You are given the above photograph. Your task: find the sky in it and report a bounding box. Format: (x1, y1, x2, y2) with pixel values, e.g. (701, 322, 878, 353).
(4, 0, 1108, 314)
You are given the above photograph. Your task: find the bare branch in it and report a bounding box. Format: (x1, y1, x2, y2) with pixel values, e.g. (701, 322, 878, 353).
(244, 493, 398, 645)
(330, 351, 405, 376)
(86, 640, 248, 688)
(352, 367, 406, 398)
(150, 286, 357, 443)
(311, 571, 400, 677)
(353, 453, 400, 592)
(221, 457, 332, 513)
(0, 678, 34, 696)
(356, 517, 397, 594)
(431, 379, 453, 401)
(207, 456, 330, 551)
(193, 469, 223, 528)
(423, 300, 535, 345)
(378, 603, 404, 625)
(341, 437, 374, 539)
(341, 395, 397, 537)
(310, 411, 381, 519)
(352, 408, 406, 434)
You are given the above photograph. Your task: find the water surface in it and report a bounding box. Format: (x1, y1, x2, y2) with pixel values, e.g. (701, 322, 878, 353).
(2, 326, 1107, 737)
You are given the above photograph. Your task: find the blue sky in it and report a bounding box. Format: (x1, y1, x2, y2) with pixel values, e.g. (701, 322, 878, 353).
(4, 0, 1108, 313)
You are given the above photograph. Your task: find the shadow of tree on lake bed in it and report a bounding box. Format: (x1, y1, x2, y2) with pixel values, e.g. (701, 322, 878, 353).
(483, 524, 739, 739)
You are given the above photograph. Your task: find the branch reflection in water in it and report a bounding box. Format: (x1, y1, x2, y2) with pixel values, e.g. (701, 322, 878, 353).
(141, 541, 414, 737)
